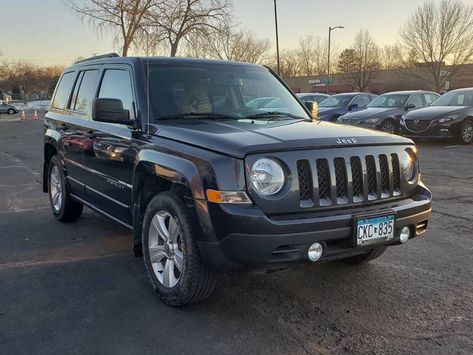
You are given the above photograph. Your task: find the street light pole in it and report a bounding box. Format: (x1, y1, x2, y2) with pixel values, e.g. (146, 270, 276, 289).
(327, 25, 344, 93)
(274, 0, 280, 76)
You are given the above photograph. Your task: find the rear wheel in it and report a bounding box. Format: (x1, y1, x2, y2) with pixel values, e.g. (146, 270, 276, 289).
(341, 246, 387, 264)
(48, 155, 83, 222)
(380, 119, 396, 134)
(142, 192, 216, 307)
(457, 119, 473, 144)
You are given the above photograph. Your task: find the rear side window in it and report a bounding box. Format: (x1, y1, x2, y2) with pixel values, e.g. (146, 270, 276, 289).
(98, 69, 134, 112)
(52, 72, 75, 110)
(70, 70, 99, 114)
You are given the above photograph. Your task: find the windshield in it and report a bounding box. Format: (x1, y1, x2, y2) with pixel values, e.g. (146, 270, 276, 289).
(431, 91, 473, 106)
(367, 94, 410, 108)
(319, 95, 352, 108)
(148, 64, 309, 121)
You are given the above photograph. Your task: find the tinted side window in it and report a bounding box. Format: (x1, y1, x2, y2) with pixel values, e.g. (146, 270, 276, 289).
(408, 94, 423, 108)
(52, 72, 75, 109)
(98, 70, 134, 112)
(71, 70, 99, 114)
(352, 95, 370, 107)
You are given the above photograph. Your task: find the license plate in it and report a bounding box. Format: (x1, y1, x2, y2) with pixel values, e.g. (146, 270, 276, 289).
(356, 215, 395, 246)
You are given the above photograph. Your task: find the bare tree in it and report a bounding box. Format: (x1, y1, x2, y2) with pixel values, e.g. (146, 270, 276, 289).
(64, 0, 155, 56)
(143, 0, 231, 57)
(297, 36, 332, 76)
(380, 44, 405, 70)
(266, 50, 302, 78)
(0, 62, 64, 102)
(337, 30, 380, 91)
(400, 0, 473, 92)
(188, 24, 270, 63)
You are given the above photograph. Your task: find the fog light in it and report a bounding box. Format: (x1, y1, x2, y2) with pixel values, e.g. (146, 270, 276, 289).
(400, 226, 410, 243)
(308, 242, 323, 262)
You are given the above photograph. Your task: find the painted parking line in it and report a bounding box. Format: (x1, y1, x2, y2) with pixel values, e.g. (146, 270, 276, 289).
(0, 253, 129, 271)
(445, 145, 460, 148)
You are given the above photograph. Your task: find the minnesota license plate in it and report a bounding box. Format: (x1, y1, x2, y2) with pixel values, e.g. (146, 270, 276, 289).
(356, 215, 395, 246)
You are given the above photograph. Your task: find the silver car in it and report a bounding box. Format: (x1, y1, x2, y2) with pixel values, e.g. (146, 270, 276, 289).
(0, 103, 19, 114)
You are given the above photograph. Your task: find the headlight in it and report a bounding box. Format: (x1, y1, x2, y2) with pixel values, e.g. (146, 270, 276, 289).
(364, 117, 381, 124)
(437, 114, 459, 123)
(250, 158, 285, 196)
(400, 149, 418, 183)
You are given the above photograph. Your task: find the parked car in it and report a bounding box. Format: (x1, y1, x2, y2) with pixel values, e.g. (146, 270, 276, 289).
(0, 103, 19, 114)
(246, 96, 276, 109)
(317, 92, 377, 122)
(338, 90, 439, 134)
(296, 92, 330, 104)
(400, 87, 473, 144)
(43, 54, 432, 306)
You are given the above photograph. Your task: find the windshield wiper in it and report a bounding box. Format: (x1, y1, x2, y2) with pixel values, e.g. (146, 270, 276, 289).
(244, 111, 308, 121)
(156, 112, 240, 120)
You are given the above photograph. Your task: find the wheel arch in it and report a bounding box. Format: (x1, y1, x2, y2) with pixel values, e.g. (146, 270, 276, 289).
(43, 140, 59, 193)
(131, 150, 206, 256)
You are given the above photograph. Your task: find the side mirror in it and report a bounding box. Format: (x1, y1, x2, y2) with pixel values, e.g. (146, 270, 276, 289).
(348, 103, 359, 111)
(92, 98, 132, 125)
(304, 101, 318, 119)
(405, 103, 416, 110)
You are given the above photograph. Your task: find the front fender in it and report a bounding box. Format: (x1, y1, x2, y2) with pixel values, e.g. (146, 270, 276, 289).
(133, 149, 205, 200)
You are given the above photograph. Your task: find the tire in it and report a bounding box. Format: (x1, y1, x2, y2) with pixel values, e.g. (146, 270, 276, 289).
(457, 119, 473, 144)
(48, 155, 83, 222)
(7, 109, 15, 114)
(142, 191, 216, 307)
(341, 246, 387, 265)
(379, 119, 396, 134)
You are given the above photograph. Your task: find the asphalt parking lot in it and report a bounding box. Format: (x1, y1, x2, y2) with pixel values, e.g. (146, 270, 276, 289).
(1, 117, 472, 354)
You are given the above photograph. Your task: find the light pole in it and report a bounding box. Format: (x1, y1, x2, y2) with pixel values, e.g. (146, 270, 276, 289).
(327, 25, 344, 93)
(274, 0, 280, 76)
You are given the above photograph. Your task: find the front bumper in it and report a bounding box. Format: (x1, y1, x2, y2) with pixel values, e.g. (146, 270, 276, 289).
(400, 121, 458, 139)
(197, 183, 432, 271)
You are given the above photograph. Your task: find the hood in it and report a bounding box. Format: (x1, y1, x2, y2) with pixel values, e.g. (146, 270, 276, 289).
(404, 106, 470, 120)
(149, 119, 412, 158)
(342, 107, 403, 120)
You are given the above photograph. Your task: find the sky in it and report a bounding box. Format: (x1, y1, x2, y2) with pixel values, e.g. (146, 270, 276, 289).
(0, 0, 455, 66)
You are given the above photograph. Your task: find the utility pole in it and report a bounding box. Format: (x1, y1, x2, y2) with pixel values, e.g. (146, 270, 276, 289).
(327, 25, 344, 93)
(274, 0, 280, 76)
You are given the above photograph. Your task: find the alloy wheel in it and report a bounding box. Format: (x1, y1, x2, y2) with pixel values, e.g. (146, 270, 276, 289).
(381, 120, 395, 134)
(49, 165, 63, 211)
(462, 121, 473, 143)
(148, 211, 184, 288)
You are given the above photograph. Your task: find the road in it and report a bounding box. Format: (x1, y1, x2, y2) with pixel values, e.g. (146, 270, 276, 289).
(1, 118, 472, 354)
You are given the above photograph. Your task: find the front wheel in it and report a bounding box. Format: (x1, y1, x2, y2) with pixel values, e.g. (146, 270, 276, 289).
(48, 155, 83, 222)
(7, 109, 15, 114)
(379, 119, 396, 134)
(457, 119, 473, 144)
(341, 246, 387, 264)
(142, 192, 216, 307)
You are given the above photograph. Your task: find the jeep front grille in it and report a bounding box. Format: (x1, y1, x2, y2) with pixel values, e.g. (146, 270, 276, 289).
(296, 153, 403, 208)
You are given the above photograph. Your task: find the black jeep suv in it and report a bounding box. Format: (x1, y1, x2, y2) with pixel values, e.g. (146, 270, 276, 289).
(43, 54, 432, 306)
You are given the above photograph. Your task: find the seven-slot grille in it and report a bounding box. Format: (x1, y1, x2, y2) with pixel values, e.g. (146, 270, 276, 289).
(297, 154, 401, 207)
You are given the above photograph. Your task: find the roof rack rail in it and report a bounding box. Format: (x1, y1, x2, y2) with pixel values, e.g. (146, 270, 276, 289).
(75, 53, 120, 64)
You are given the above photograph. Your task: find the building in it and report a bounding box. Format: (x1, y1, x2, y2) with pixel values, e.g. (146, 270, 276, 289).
(284, 63, 473, 94)
(0, 90, 12, 104)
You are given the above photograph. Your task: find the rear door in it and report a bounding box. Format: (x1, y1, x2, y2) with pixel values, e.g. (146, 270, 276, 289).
(62, 67, 101, 200)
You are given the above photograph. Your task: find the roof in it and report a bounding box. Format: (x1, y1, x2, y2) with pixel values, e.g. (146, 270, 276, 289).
(451, 87, 473, 92)
(67, 55, 263, 71)
(381, 90, 437, 95)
